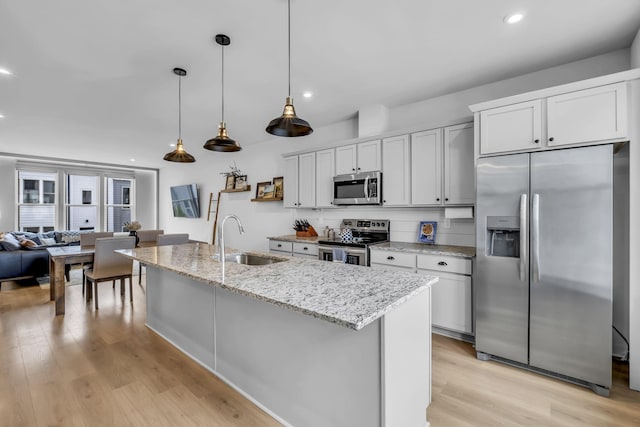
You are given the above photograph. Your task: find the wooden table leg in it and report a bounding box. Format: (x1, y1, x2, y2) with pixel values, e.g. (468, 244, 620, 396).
(49, 257, 55, 301)
(54, 258, 66, 315)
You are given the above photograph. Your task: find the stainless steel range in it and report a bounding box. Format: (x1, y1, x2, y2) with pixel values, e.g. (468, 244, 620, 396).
(318, 219, 389, 266)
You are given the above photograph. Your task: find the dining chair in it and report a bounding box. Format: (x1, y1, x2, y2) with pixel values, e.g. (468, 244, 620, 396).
(136, 229, 164, 283)
(156, 233, 189, 246)
(84, 236, 135, 309)
(80, 232, 114, 295)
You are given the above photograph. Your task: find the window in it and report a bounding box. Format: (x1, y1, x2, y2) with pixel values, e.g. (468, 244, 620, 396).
(17, 171, 57, 233)
(105, 177, 133, 232)
(16, 163, 140, 232)
(82, 190, 92, 204)
(66, 175, 98, 231)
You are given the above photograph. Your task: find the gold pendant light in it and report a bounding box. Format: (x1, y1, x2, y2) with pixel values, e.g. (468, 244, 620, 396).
(204, 34, 242, 152)
(164, 68, 196, 162)
(265, 0, 313, 137)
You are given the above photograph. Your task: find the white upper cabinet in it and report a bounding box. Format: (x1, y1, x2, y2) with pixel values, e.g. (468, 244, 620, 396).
(546, 83, 627, 147)
(357, 140, 382, 172)
(443, 122, 474, 205)
(298, 152, 316, 208)
(382, 135, 410, 206)
(477, 82, 628, 156)
(315, 148, 335, 208)
(411, 129, 442, 206)
(335, 140, 381, 175)
(479, 100, 543, 155)
(283, 156, 299, 208)
(335, 144, 357, 175)
(284, 153, 316, 208)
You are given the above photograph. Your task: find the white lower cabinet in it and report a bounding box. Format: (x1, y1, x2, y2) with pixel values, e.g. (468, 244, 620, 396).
(417, 254, 472, 335)
(269, 240, 293, 255)
(269, 239, 318, 259)
(370, 250, 416, 272)
(371, 249, 473, 337)
(292, 242, 318, 259)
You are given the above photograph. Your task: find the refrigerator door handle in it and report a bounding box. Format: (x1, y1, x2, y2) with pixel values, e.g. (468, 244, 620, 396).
(519, 194, 528, 282)
(532, 193, 540, 282)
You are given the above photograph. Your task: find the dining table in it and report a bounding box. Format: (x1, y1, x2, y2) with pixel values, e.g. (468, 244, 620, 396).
(47, 241, 156, 315)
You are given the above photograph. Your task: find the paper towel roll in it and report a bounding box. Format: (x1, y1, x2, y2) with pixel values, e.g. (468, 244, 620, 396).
(444, 207, 473, 219)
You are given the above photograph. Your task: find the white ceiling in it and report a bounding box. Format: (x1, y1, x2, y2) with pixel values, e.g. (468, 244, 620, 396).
(1, 0, 639, 168)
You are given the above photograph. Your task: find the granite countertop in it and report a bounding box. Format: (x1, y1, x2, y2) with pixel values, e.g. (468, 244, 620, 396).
(370, 242, 475, 258)
(267, 235, 322, 244)
(117, 242, 436, 331)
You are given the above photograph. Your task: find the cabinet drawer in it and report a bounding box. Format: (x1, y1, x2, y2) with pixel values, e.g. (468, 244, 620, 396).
(371, 263, 415, 273)
(417, 254, 471, 275)
(293, 242, 318, 256)
(269, 240, 293, 253)
(370, 251, 416, 269)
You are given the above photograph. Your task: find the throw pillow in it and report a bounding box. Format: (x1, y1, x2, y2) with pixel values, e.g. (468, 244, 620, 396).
(41, 237, 57, 246)
(0, 232, 21, 251)
(19, 238, 38, 248)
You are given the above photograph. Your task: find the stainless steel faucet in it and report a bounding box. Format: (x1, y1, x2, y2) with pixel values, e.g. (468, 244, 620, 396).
(218, 214, 245, 273)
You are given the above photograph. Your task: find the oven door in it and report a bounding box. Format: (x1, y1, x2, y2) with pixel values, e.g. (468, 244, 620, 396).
(318, 245, 368, 266)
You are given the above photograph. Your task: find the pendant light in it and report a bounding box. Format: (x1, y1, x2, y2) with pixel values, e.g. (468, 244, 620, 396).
(164, 68, 196, 162)
(204, 34, 242, 152)
(265, 0, 313, 137)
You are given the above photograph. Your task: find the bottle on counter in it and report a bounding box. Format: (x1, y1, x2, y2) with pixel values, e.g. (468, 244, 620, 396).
(328, 228, 335, 239)
(323, 226, 330, 238)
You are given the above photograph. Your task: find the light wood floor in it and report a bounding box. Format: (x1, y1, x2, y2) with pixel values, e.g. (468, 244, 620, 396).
(1, 269, 639, 426)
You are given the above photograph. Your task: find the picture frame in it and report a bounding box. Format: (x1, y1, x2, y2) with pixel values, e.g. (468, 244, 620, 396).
(234, 175, 247, 190)
(262, 184, 275, 199)
(225, 175, 235, 190)
(272, 176, 283, 199)
(418, 221, 437, 244)
(256, 181, 271, 199)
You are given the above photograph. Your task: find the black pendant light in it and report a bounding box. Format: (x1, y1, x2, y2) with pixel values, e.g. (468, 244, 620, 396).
(265, 0, 313, 137)
(204, 34, 242, 152)
(164, 68, 196, 162)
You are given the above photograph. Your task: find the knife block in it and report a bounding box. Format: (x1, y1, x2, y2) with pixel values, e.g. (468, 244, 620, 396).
(296, 225, 318, 237)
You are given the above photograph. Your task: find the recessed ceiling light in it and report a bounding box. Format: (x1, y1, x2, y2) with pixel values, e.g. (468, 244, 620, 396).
(302, 91, 313, 99)
(169, 143, 176, 147)
(129, 158, 136, 162)
(504, 13, 524, 24)
(0, 114, 4, 119)
(0, 68, 12, 75)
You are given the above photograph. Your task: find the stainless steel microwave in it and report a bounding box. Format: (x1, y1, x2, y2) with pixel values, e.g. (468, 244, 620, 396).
(333, 171, 382, 205)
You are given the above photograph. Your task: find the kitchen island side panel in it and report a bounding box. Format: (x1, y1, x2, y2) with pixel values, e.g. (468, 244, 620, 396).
(146, 267, 216, 370)
(215, 286, 382, 427)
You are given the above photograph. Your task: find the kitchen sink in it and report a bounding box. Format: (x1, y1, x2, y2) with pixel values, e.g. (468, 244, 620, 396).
(214, 253, 287, 266)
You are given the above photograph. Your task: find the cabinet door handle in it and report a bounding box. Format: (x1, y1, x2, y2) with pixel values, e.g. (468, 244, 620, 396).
(549, 137, 554, 142)
(445, 198, 449, 202)
(438, 261, 448, 266)
(436, 198, 440, 202)
(387, 256, 395, 260)
(357, 167, 361, 170)
(277, 244, 282, 248)
(352, 168, 356, 171)
(303, 247, 308, 250)
(534, 139, 540, 143)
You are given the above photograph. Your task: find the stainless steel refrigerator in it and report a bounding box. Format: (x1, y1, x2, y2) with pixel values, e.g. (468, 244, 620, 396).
(475, 144, 621, 396)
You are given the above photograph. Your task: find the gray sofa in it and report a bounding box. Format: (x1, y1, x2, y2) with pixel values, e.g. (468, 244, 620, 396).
(0, 231, 83, 287)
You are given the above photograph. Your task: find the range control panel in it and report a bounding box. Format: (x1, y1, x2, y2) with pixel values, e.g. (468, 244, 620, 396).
(342, 219, 389, 232)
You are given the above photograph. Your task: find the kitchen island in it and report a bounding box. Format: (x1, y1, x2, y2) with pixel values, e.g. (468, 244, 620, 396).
(118, 242, 437, 427)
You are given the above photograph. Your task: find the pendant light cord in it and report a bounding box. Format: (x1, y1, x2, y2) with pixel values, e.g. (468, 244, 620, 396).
(178, 74, 182, 139)
(221, 44, 225, 122)
(288, 0, 291, 97)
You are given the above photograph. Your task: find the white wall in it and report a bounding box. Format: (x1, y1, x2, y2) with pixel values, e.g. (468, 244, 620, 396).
(0, 157, 17, 231)
(135, 169, 158, 230)
(631, 28, 640, 68)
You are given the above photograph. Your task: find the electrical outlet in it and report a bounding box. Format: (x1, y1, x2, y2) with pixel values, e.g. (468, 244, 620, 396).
(443, 219, 451, 229)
